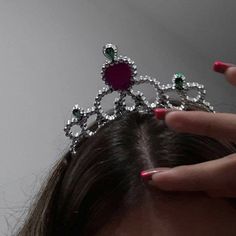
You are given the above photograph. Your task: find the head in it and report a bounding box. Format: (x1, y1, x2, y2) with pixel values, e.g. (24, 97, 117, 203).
(17, 106, 236, 236)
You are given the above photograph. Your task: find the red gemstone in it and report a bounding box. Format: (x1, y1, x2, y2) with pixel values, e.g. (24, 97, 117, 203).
(103, 62, 133, 91)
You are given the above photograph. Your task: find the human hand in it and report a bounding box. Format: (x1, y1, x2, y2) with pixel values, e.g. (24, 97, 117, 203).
(141, 62, 236, 198)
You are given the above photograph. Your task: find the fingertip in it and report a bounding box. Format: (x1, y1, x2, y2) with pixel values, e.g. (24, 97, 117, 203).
(165, 111, 186, 131)
(150, 168, 180, 191)
(213, 61, 236, 74)
(225, 67, 236, 86)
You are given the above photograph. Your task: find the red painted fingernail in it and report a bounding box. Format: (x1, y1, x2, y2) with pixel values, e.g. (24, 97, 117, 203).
(140, 169, 161, 181)
(213, 61, 236, 74)
(140, 168, 170, 181)
(153, 108, 168, 120)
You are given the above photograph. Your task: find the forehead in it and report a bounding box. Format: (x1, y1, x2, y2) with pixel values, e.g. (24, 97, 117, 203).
(95, 191, 236, 236)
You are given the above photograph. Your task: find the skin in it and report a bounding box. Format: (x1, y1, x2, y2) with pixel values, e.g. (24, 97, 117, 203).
(95, 67, 236, 236)
(96, 67, 236, 236)
(149, 66, 236, 198)
(96, 190, 236, 236)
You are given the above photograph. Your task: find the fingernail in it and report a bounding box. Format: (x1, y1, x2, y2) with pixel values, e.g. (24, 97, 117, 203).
(153, 108, 168, 120)
(153, 108, 182, 120)
(213, 61, 236, 74)
(140, 168, 171, 181)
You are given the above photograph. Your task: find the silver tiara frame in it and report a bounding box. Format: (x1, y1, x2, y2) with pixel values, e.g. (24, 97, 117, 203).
(64, 43, 215, 154)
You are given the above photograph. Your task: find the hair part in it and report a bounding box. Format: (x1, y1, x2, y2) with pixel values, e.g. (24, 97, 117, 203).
(16, 107, 236, 236)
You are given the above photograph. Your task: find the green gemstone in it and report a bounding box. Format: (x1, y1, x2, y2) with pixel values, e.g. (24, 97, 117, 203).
(174, 74, 184, 90)
(73, 109, 81, 118)
(175, 73, 184, 78)
(104, 47, 115, 61)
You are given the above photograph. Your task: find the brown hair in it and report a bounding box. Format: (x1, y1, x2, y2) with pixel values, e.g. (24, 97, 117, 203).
(16, 106, 236, 236)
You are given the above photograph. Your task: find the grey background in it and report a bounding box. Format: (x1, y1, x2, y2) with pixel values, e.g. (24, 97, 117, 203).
(0, 0, 235, 234)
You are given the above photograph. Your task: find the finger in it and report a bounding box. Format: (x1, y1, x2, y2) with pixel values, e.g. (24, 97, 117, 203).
(225, 67, 236, 86)
(165, 111, 236, 141)
(213, 61, 236, 74)
(150, 153, 236, 198)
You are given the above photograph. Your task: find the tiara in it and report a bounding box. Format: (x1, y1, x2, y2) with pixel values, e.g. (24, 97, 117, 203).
(64, 43, 215, 154)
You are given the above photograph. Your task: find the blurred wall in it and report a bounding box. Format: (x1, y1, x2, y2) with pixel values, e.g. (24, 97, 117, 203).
(0, 0, 235, 234)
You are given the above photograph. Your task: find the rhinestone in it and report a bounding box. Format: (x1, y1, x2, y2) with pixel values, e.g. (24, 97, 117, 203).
(71, 118, 78, 124)
(175, 77, 184, 90)
(72, 108, 81, 119)
(104, 47, 115, 61)
(103, 62, 133, 91)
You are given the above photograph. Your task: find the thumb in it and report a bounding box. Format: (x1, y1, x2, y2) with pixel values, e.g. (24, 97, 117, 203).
(149, 153, 236, 198)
